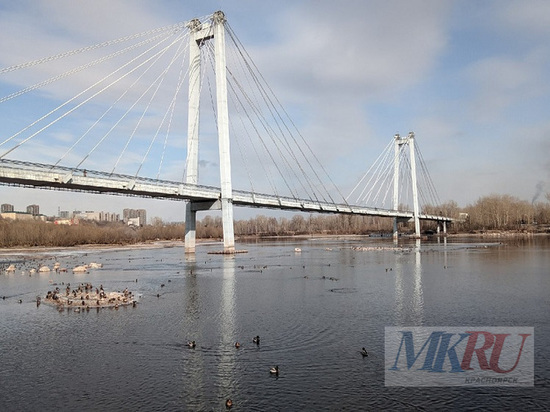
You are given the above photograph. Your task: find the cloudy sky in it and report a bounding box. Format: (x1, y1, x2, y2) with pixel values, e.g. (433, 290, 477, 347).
(0, 0, 549, 222)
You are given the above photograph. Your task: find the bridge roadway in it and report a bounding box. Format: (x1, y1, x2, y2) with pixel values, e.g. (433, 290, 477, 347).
(0, 159, 452, 223)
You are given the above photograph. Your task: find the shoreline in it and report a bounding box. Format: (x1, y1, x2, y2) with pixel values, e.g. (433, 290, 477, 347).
(0, 240, 184, 256)
(0, 231, 547, 256)
(0, 239, 228, 257)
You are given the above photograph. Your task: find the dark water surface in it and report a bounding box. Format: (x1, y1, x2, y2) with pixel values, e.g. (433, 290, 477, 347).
(1, 236, 549, 411)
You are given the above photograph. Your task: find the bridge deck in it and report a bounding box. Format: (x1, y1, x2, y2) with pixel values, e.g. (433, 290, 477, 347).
(0, 160, 452, 222)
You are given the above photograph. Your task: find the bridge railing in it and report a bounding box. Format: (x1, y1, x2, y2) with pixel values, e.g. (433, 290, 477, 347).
(0, 159, 453, 222)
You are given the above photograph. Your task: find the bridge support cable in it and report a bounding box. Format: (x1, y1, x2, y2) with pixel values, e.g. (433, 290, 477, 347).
(0, 21, 190, 74)
(224, 66, 307, 201)
(70, 32, 189, 172)
(0, 30, 187, 160)
(225, 23, 348, 208)
(73, 32, 188, 173)
(220, 41, 313, 202)
(348, 139, 397, 207)
(157, 47, 189, 180)
(224, 58, 323, 204)
(50, 34, 188, 171)
(203, 36, 319, 204)
(414, 142, 441, 208)
(369, 143, 400, 206)
(0, 32, 175, 105)
(346, 139, 392, 203)
(133, 37, 188, 177)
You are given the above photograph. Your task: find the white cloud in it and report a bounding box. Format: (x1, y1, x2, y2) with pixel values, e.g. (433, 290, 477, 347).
(465, 53, 549, 122)
(255, 0, 450, 101)
(498, 0, 550, 35)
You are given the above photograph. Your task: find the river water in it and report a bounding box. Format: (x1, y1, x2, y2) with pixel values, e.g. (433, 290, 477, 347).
(0, 236, 548, 411)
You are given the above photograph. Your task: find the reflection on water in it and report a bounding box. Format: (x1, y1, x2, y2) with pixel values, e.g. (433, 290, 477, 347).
(0, 237, 548, 410)
(218, 256, 236, 402)
(413, 239, 424, 324)
(394, 239, 424, 325)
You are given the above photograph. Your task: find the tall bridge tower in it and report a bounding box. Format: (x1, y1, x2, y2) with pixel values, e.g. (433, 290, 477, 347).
(184, 11, 235, 254)
(393, 132, 420, 239)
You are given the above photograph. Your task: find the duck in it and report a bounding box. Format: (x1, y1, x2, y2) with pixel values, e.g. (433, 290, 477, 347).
(234, 342, 241, 349)
(253, 335, 260, 344)
(188, 341, 196, 348)
(225, 398, 233, 409)
(269, 365, 279, 375)
(361, 347, 368, 357)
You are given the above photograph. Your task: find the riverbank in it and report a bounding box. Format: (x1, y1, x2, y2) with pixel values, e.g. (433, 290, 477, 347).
(0, 239, 221, 256)
(0, 231, 547, 256)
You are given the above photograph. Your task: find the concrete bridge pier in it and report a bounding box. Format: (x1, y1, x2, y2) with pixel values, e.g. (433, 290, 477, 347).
(435, 220, 448, 236)
(184, 202, 197, 254)
(437, 220, 447, 236)
(184, 200, 224, 254)
(393, 216, 413, 241)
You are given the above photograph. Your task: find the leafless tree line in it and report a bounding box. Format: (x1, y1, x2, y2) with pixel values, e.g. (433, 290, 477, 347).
(0, 220, 186, 248)
(1, 193, 548, 247)
(424, 194, 550, 231)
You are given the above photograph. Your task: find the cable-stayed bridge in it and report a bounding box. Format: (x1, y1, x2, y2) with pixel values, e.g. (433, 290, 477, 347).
(0, 11, 452, 253)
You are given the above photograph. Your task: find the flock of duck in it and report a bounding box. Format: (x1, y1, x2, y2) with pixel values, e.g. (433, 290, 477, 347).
(186, 335, 277, 409)
(186, 335, 369, 409)
(1, 258, 136, 309)
(43, 282, 137, 311)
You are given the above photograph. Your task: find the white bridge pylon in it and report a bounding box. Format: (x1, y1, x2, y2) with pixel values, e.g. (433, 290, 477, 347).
(393, 132, 420, 239)
(184, 11, 235, 254)
(347, 131, 448, 239)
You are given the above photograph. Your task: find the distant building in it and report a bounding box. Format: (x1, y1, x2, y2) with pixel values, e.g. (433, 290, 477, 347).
(123, 208, 146, 226)
(59, 210, 70, 219)
(458, 212, 469, 223)
(72, 210, 120, 222)
(27, 204, 40, 216)
(83, 211, 101, 221)
(127, 217, 141, 227)
(1, 203, 14, 213)
(1, 212, 35, 221)
(54, 218, 78, 225)
(100, 211, 120, 222)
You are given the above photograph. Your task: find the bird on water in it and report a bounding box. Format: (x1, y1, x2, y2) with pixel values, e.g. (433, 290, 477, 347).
(361, 347, 368, 357)
(270, 365, 279, 375)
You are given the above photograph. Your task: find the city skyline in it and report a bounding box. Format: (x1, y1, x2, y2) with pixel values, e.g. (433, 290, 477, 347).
(1, 201, 146, 223)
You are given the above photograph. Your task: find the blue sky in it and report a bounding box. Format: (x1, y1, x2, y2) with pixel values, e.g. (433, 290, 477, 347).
(0, 0, 549, 222)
